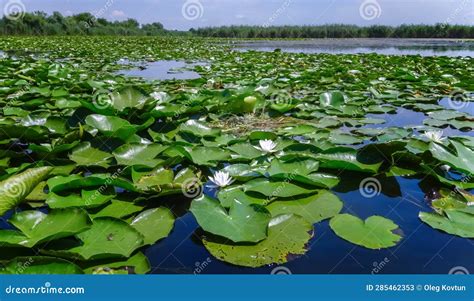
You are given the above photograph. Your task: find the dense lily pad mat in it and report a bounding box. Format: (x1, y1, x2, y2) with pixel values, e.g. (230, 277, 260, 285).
(0, 36, 473, 273)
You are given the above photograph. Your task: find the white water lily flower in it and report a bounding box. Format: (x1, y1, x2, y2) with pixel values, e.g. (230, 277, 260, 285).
(256, 139, 277, 153)
(208, 171, 234, 188)
(422, 130, 446, 143)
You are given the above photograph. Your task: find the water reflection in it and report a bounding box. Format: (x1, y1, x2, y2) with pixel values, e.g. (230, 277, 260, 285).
(234, 39, 474, 57)
(145, 174, 474, 274)
(117, 60, 203, 81)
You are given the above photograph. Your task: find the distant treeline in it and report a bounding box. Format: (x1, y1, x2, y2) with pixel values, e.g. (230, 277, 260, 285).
(191, 24, 474, 39)
(0, 11, 180, 36)
(1, 11, 473, 39)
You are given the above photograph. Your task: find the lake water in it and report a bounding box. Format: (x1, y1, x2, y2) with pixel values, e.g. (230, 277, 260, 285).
(233, 39, 474, 57)
(117, 60, 202, 80)
(146, 174, 474, 274)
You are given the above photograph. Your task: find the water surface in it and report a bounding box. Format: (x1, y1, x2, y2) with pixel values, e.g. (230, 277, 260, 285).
(234, 39, 474, 57)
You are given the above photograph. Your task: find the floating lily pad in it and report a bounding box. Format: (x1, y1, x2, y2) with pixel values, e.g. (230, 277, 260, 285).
(203, 214, 313, 267)
(266, 190, 343, 224)
(329, 214, 402, 249)
(130, 208, 175, 245)
(191, 195, 271, 243)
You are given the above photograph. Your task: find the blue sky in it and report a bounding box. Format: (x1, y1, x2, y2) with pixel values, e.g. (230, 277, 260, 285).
(4, 0, 474, 30)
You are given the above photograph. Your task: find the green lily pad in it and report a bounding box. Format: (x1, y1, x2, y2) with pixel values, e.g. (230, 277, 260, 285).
(130, 208, 175, 245)
(82, 252, 150, 274)
(0, 257, 83, 274)
(266, 190, 343, 224)
(429, 140, 474, 175)
(203, 214, 313, 267)
(69, 142, 112, 168)
(0, 209, 91, 248)
(190, 194, 271, 243)
(329, 214, 402, 249)
(46, 189, 115, 209)
(419, 210, 474, 238)
(243, 178, 316, 198)
(179, 120, 220, 138)
(113, 143, 167, 168)
(68, 217, 145, 260)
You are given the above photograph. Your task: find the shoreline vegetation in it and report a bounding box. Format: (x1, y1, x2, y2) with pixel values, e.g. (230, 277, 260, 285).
(1, 11, 474, 39)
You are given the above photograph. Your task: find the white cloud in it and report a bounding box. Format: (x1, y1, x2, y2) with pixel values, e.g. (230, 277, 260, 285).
(111, 10, 126, 18)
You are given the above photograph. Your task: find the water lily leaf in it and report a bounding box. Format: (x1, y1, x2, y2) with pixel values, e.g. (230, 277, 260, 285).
(203, 214, 313, 267)
(221, 164, 262, 181)
(267, 159, 319, 178)
(85, 114, 145, 139)
(68, 217, 145, 260)
(0, 209, 91, 248)
(419, 210, 474, 238)
(294, 173, 340, 188)
(69, 142, 112, 168)
(329, 214, 402, 249)
(243, 178, 316, 198)
(47, 174, 137, 193)
(90, 200, 143, 219)
(109, 86, 148, 111)
(130, 208, 175, 245)
(183, 146, 231, 166)
(317, 150, 381, 173)
(0, 167, 53, 216)
(113, 143, 167, 168)
(82, 252, 150, 275)
(320, 91, 347, 108)
(46, 189, 115, 209)
(228, 143, 264, 160)
(429, 140, 474, 175)
(217, 186, 270, 207)
(0, 257, 83, 274)
(266, 190, 343, 224)
(179, 120, 220, 138)
(190, 194, 271, 243)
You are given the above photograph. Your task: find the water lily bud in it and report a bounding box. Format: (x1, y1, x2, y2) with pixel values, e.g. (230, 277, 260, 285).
(243, 96, 258, 113)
